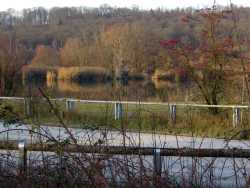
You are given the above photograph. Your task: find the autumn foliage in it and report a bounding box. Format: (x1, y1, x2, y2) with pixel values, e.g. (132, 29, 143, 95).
(161, 7, 250, 107)
(31, 45, 59, 67)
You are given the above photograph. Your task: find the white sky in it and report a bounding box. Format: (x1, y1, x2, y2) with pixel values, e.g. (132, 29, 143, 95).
(1, 0, 250, 11)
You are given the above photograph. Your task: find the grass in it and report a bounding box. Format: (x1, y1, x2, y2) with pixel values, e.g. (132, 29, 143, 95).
(2, 99, 250, 140)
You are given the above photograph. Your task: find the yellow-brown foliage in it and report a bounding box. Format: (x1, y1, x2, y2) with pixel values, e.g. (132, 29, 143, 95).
(31, 45, 60, 67)
(46, 71, 57, 88)
(57, 66, 111, 81)
(152, 69, 175, 81)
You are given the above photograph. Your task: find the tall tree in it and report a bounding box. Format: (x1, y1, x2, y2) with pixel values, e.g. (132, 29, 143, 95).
(161, 7, 250, 112)
(0, 32, 30, 95)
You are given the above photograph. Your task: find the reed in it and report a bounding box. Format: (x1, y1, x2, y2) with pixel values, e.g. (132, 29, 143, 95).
(57, 66, 112, 82)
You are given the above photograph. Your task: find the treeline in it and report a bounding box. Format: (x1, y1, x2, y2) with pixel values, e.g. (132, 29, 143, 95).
(1, 5, 250, 82)
(0, 5, 186, 26)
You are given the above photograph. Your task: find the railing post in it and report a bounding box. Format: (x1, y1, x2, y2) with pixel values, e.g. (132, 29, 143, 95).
(233, 107, 241, 127)
(169, 105, 176, 124)
(18, 140, 27, 175)
(66, 100, 75, 111)
(24, 98, 33, 117)
(114, 103, 123, 120)
(153, 148, 162, 177)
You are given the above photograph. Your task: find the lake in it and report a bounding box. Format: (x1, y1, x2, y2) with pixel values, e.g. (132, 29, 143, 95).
(17, 79, 194, 102)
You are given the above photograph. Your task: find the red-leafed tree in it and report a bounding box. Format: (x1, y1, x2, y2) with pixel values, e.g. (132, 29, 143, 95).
(161, 6, 250, 113)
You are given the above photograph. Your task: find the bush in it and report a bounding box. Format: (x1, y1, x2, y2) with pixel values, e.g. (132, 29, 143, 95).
(57, 66, 112, 83)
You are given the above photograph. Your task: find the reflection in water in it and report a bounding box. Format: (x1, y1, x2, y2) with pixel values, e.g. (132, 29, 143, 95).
(17, 79, 192, 102)
(57, 80, 98, 93)
(46, 71, 57, 88)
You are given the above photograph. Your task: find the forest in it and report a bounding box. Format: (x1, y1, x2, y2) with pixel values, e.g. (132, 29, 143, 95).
(0, 5, 250, 104)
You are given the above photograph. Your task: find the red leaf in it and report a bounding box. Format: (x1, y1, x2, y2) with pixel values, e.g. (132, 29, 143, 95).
(160, 39, 178, 48)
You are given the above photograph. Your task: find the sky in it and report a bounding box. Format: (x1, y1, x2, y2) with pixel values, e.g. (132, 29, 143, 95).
(1, 0, 250, 11)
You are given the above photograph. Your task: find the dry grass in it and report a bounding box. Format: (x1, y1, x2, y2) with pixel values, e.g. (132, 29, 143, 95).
(57, 66, 112, 83)
(22, 66, 113, 84)
(152, 69, 176, 81)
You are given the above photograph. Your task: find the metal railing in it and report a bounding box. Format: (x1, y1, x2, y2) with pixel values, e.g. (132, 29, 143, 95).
(0, 96, 249, 127)
(2, 140, 250, 177)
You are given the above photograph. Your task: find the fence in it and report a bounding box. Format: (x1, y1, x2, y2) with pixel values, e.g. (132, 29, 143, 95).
(0, 96, 249, 127)
(2, 140, 250, 177)
(1, 97, 250, 186)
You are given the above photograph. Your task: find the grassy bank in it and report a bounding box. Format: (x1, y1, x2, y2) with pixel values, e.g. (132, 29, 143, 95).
(2, 99, 250, 140)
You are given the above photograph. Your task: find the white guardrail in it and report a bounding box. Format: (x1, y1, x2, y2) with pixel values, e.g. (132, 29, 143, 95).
(0, 96, 249, 108)
(0, 96, 250, 127)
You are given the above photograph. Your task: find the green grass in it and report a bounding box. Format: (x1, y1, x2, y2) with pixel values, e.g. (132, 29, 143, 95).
(1, 99, 250, 140)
